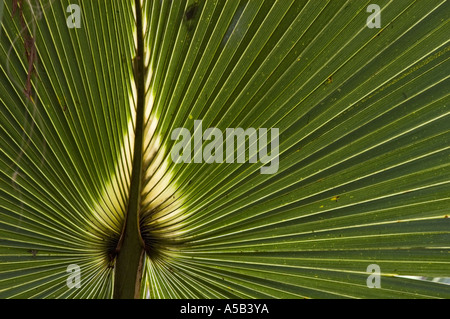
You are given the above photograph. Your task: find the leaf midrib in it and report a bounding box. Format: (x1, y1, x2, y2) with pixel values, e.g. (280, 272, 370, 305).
(112, 0, 146, 299)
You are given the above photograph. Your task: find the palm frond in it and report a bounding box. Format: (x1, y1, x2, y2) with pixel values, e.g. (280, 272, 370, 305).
(0, 0, 449, 299)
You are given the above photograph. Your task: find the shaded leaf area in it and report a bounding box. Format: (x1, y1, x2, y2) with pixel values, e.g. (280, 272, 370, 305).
(139, 0, 450, 298)
(0, 0, 135, 298)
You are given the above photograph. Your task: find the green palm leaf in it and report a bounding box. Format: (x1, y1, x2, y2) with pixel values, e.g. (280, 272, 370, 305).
(0, 0, 449, 299)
